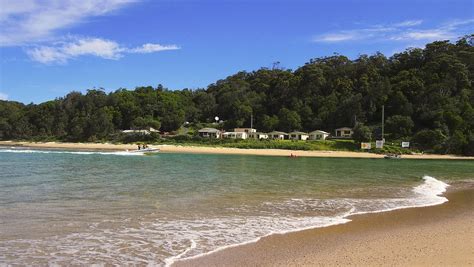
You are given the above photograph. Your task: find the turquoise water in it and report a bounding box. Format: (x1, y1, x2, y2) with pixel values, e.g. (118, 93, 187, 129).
(0, 148, 473, 265)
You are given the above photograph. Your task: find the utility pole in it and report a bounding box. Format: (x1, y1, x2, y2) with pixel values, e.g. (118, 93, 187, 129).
(381, 105, 385, 142)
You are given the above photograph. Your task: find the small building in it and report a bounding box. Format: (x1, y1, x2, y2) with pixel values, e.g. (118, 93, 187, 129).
(234, 128, 257, 133)
(198, 128, 221, 138)
(223, 131, 248, 139)
(289, 131, 309, 141)
(335, 127, 353, 138)
(248, 132, 269, 140)
(308, 130, 330, 140)
(267, 131, 288, 140)
(121, 127, 159, 135)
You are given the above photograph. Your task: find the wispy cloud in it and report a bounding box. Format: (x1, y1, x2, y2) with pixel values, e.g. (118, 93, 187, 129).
(27, 37, 180, 64)
(0, 0, 137, 46)
(1, 1, 181, 63)
(390, 30, 453, 41)
(317, 33, 358, 42)
(0, 92, 8, 100)
(313, 19, 474, 44)
(130, 43, 181, 53)
(393, 20, 423, 27)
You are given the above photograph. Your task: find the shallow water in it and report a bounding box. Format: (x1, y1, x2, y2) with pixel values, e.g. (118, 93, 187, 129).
(0, 148, 473, 265)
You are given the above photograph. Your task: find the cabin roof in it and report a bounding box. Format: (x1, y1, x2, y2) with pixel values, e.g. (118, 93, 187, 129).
(309, 130, 330, 134)
(198, 128, 220, 133)
(289, 131, 308, 135)
(268, 131, 288, 135)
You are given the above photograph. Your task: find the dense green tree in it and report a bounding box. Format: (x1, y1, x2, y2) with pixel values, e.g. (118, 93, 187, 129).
(260, 115, 279, 132)
(412, 129, 447, 152)
(385, 115, 414, 139)
(353, 123, 372, 143)
(0, 36, 473, 155)
(277, 108, 301, 132)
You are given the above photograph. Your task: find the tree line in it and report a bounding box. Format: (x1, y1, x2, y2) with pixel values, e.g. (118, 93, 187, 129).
(1, 35, 473, 155)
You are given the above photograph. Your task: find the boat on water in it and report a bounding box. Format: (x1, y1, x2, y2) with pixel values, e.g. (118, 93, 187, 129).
(384, 153, 401, 159)
(127, 147, 160, 154)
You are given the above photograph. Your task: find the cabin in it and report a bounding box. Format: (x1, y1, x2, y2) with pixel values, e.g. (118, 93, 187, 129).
(248, 132, 269, 140)
(121, 127, 159, 135)
(289, 131, 309, 141)
(267, 131, 288, 140)
(308, 130, 330, 140)
(335, 127, 353, 138)
(234, 128, 257, 133)
(198, 128, 221, 138)
(223, 131, 248, 139)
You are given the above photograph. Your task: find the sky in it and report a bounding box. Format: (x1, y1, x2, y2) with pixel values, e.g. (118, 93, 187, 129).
(0, 0, 473, 104)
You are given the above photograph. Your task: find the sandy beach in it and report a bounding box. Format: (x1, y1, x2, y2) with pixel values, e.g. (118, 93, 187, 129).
(1, 141, 473, 160)
(175, 186, 474, 266)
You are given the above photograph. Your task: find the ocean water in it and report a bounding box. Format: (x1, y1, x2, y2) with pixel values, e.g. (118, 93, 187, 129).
(0, 147, 473, 265)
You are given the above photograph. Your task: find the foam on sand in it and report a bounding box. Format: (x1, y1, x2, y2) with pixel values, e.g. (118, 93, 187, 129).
(413, 175, 449, 204)
(170, 176, 450, 265)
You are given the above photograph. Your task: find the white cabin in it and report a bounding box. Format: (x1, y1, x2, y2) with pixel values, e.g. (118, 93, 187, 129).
(121, 127, 159, 135)
(308, 130, 330, 140)
(233, 128, 257, 133)
(335, 127, 353, 138)
(267, 131, 288, 140)
(289, 131, 309, 141)
(198, 128, 221, 138)
(248, 132, 269, 139)
(223, 131, 248, 139)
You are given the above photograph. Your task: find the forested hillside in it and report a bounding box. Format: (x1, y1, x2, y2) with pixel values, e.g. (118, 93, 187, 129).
(1, 36, 473, 155)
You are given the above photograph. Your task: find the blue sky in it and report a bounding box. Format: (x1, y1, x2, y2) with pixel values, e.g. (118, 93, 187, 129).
(0, 0, 473, 103)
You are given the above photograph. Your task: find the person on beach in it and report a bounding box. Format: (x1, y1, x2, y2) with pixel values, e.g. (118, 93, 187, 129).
(137, 144, 141, 150)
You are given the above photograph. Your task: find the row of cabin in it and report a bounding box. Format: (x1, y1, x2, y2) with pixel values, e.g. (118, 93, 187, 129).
(121, 127, 160, 135)
(198, 127, 354, 140)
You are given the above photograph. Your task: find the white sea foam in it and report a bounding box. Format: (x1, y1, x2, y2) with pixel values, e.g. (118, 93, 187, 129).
(0, 148, 143, 156)
(169, 175, 450, 265)
(0, 176, 450, 266)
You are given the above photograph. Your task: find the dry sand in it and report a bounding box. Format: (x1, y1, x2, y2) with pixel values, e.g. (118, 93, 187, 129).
(1, 141, 473, 160)
(174, 187, 474, 267)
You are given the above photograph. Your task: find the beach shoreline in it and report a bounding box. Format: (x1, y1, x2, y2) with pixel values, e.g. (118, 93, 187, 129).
(1, 141, 473, 160)
(174, 185, 474, 266)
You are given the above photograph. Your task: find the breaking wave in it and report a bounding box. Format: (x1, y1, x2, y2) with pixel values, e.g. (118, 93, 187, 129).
(0, 176, 450, 266)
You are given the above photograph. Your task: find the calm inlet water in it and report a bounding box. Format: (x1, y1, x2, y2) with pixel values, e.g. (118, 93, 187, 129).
(0, 148, 473, 265)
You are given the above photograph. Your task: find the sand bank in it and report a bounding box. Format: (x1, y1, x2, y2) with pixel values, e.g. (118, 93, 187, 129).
(1, 141, 473, 160)
(174, 187, 474, 266)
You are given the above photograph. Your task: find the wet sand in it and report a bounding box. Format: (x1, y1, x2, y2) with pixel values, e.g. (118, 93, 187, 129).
(1, 141, 473, 160)
(174, 186, 474, 266)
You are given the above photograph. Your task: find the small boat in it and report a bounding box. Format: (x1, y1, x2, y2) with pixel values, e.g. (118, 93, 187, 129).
(127, 147, 160, 154)
(384, 153, 401, 159)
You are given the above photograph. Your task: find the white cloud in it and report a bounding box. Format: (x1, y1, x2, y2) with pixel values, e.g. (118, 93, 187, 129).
(317, 33, 358, 42)
(27, 37, 180, 64)
(391, 30, 454, 41)
(0, 0, 137, 46)
(394, 20, 423, 27)
(62, 38, 124, 59)
(130, 43, 180, 53)
(1, 1, 181, 63)
(0, 92, 8, 100)
(313, 19, 473, 43)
